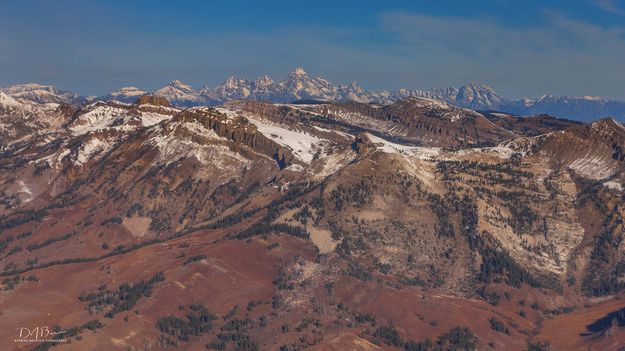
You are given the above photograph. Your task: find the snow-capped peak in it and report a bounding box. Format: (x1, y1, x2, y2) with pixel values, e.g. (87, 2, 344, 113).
(109, 86, 146, 97)
(292, 67, 307, 77)
(101, 87, 147, 103)
(18, 68, 625, 121)
(455, 83, 508, 108)
(252, 75, 274, 90)
(167, 80, 194, 92)
(583, 95, 607, 102)
(152, 80, 202, 106)
(223, 76, 249, 89)
(3, 83, 58, 94)
(1, 83, 84, 104)
(113, 86, 143, 93)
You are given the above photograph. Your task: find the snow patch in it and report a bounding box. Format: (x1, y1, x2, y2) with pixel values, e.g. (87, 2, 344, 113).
(70, 104, 173, 135)
(76, 137, 111, 165)
(148, 124, 245, 170)
(569, 154, 615, 180)
(603, 180, 623, 191)
(17, 180, 33, 202)
(366, 133, 441, 159)
(246, 119, 325, 163)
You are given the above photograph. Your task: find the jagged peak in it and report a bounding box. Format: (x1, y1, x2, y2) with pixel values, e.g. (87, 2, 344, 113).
(168, 80, 194, 91)
(256, 75, 273, 82)
(256, 74, 273, 82)
(289, 67, 309, 78)
(222, 76, 249, 88)
(293, 67, 307, 75)
(197, 84, 211, 93)
(313, 75, 332, 84)
(253, 75, 274, 89)
(340, 81, 365, 94)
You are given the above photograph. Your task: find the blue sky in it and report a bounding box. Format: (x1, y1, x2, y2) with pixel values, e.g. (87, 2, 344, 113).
(1, 0, 624, 99)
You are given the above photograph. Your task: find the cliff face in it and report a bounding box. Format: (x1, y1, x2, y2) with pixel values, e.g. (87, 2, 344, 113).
(332, 98, 516, 147)
(175, 107, 297, 167)
(135, 94, 172, 107)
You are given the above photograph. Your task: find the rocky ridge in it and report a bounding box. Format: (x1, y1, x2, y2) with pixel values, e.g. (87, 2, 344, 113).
(0, 94, 624, 350)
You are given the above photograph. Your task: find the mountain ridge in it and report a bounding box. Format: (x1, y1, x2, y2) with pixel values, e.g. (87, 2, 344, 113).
(3, 67, 625, 122)
(1, 92, 625, 350)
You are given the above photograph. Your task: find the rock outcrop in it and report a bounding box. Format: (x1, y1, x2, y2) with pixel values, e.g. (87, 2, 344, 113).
(135, 94, 172, 107)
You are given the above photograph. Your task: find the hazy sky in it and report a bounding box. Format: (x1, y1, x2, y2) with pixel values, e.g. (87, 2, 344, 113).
(1, 0, 625, 100)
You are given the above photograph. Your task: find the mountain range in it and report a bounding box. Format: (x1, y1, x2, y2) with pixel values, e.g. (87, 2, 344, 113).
(3, 68, 625, 121)
(1, 81, 625, 349)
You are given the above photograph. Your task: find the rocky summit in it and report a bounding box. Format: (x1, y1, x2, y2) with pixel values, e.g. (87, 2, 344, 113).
(0, 88, 624, 350)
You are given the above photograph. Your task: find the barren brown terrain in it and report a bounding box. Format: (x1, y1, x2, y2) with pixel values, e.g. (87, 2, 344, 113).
(0, 93, 624, 351)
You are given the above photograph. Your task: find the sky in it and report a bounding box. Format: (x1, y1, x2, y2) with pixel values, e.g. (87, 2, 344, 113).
(1, 0, 625, 100)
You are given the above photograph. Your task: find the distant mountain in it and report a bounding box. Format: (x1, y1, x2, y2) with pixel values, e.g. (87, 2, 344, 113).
(483, 111, 582, 137)
(198, 67, 366, 104)
(4, 69, 625, 121)
(101, 86, 148, 104)
(0, 90, 74, 143)
(0, 83, 85, 105)
(154, 80, 203, 106)
(507, 95, 625, 121)
(138, 68, 625, 121)
(135, 68, 514, 109)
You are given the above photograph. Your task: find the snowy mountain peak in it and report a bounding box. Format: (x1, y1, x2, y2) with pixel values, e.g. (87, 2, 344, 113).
(93, 69, 625, 120)
(1, 83, 83, 104)
(110, 86, 146, 96)
(197, 85, 212, 94)
(3, 83, 58, 94)
(223, 76, 249, 89)
(292, 67, 308, 77)
(455, 83, 508, 108)
(153, 80, 201, 106)
(114, 86, 142, 92)
(253, 75, 274, 90)
(168, 80, 194, 92)
(102, 87, 147, 103)
(582, 95, 607, 102)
